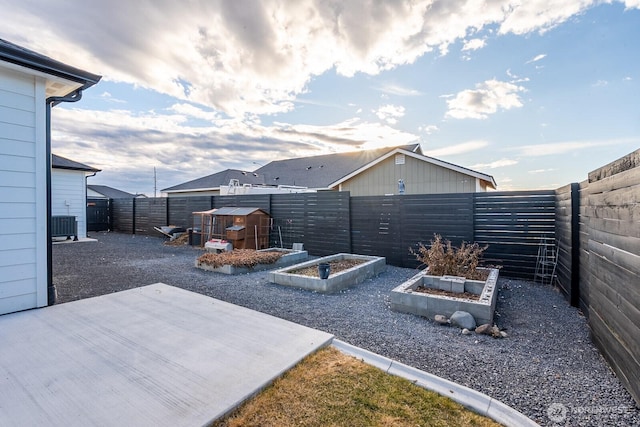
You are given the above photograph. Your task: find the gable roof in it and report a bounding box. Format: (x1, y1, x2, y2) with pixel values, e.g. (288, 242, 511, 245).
(162, 168, 266, 193)
(253, 144, 421, 188)
(330, 147, 497, 189)
(52, 154, 100, 173)
(87, 185, 135, 199)
(0, 38, 101, 99)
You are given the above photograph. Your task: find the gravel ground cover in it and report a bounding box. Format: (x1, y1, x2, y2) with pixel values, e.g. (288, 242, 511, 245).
(53, 232, 640, 426)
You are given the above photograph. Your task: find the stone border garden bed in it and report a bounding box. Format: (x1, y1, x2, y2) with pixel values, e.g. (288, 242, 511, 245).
(195, 248, 308, 275)
(390, 268, 499, 325)
(268, 253, 386, 293)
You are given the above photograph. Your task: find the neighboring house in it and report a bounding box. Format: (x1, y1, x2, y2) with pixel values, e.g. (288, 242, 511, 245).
(162, 168, 267, 197)
(52, 154, 100, 240)
(0, 38, 100, 315)
(163, 144, 496, 197)
(87, 184, 135, 199)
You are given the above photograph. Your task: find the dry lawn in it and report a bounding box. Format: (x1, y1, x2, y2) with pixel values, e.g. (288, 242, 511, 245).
(214, 346, 501, 427)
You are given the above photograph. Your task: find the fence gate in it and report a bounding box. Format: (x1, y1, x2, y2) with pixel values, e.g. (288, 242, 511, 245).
(87, 198, 111, 231)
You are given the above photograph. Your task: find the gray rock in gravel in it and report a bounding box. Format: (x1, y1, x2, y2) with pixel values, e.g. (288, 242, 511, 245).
(434, 314, 449, 325)
(450, 311, 476, 330)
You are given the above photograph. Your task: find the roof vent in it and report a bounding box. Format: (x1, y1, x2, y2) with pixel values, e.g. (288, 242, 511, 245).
(395, 154, 405, 165)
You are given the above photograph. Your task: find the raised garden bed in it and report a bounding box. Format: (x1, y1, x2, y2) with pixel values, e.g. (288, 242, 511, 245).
(195, 248, 308, 275)
(389, 268, 499, 325)
(268, 253, 386, 293)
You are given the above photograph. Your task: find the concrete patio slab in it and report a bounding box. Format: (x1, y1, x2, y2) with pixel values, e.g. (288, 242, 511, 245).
(0, 283, 333, 426)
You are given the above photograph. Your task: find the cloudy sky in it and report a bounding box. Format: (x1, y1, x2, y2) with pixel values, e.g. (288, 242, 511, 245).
(2, 0, 639, 195)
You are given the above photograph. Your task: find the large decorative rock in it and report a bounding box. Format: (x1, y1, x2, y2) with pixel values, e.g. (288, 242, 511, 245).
(449, 311, 476, 330)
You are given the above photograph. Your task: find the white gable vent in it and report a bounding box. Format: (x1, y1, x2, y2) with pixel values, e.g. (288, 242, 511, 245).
(395, 154, 405, 165)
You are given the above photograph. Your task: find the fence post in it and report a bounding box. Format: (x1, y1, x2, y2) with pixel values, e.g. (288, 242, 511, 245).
(570, 182, 580, 307)
(132, 198, 136, 235)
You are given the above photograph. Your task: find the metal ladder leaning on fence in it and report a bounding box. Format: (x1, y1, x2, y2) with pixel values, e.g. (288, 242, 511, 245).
(534, 235, 558, 285)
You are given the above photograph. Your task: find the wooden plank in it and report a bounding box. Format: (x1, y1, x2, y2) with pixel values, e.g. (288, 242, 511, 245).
(588, 148, 640, 183)
(588, 165, 640, 193)
(589, 276, 640, 356)
(588, 247, 640, 311)
(588, 230, 640, 258)
(589, 310, 640, 405)
(587, 184, 640, 207)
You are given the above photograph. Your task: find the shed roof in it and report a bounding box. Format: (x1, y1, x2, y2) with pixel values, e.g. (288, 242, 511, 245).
(212, 207, 267, 216)
(52, 154, 100, 172)
(87, 184, 134, 199)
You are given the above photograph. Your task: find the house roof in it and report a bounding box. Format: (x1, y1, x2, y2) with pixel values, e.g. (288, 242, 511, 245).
(87, 185, 135, 199)
(162, 168, 266, 193)
(0, 38, 101, 99)
(162, 143, 497, 193)
(253, 144, 421, 188)
(52, 154, 100, 173)
(330, 147, 497, 189)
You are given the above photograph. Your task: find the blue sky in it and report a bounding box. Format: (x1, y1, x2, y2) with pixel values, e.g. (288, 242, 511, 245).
(1, 1, 639, 195)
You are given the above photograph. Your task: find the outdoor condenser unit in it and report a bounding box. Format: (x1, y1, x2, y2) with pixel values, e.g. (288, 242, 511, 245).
(51, 215, 78, 241)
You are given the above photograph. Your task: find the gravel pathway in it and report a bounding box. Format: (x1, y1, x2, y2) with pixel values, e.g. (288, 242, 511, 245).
(53, 232, 640, 426)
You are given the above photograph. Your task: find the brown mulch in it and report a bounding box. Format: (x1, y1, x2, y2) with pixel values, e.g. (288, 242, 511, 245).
(289, 259, 365, 277)
(414, 286, 480, 301)
(197, 249, 284, 268)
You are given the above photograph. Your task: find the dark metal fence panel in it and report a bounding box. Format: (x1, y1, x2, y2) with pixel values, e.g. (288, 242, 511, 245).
(86, 198, 110, 231)
(474, 190, 556, 279)
(399, 193, 474, 268)
(111, 198, 134, 233)
(212, 194, 272, 213)
(351, 195, 403, 265)
(167, 196, 213, 229)
(134, 198, 168, 235)
(301, 191, 351, 256)
(270, 194, 308, 249)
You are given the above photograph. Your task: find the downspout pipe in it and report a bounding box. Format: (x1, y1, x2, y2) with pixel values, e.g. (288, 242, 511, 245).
(45, 89, 84, 305)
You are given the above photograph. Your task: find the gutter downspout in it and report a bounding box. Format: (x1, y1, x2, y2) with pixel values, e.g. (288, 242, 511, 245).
(45, 89, 83, 305)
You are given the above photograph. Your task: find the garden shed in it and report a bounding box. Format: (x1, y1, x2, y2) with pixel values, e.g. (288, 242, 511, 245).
(192, 207, 271, 250)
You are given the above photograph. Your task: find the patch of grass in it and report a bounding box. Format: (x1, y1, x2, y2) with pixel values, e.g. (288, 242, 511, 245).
(197, 249, 283, 268)
(213, 347, 501, 427)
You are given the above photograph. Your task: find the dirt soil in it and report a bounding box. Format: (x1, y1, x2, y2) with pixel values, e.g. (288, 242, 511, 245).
(414, 286, 481, 301)
(289, 259, 365, 277)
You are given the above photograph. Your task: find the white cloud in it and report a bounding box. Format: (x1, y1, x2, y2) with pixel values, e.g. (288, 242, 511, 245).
(528, 168, 556, 174)
(462, 38, 486, 51)
(423, 140, 489, 157)
(526, 54, 547, 63)
(50, 106, 418, 193)
(445, 79, 526, 119)
(419, 124, 439, 134)
(2, 0, 632, 117)
(375, 104, 406, 124)
(515, 138, 640, 156)
(470, 158, 518, 169)
(376, 83, 423, 96)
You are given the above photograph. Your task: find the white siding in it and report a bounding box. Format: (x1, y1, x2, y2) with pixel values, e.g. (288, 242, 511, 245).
(52, 169, 88, 239)
(0, 66, 48, 315)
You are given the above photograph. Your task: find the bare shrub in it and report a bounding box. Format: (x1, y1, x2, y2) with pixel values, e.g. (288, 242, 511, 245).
(410, 234, 489, 280)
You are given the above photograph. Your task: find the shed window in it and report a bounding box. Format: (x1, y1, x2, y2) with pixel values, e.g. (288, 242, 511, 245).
(395, 154, 405, 165)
